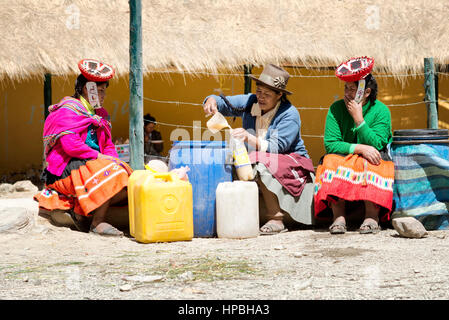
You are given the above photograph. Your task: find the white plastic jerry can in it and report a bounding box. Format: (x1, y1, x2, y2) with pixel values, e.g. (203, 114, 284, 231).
(216, 181, 259, 239)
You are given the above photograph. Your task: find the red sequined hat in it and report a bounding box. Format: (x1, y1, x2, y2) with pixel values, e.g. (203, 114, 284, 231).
(78, 59, 115, 82)
(335, 56, 374, 82)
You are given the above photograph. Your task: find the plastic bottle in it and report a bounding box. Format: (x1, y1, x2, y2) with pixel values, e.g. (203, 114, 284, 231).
(170, 166, 190, 181)
(145, 160, 190, 181)
(230, 137, 254, 181)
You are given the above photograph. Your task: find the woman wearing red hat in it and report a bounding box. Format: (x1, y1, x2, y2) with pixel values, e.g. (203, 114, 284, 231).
(314, 57, 394, 234)
(34, 59, 132, 237)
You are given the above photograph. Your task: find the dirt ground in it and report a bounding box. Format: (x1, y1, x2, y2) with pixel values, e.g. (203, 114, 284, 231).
(1, 191, 449, 301)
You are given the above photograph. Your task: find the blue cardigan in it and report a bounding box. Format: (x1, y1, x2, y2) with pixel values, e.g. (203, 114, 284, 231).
(205, 94, 309, 157)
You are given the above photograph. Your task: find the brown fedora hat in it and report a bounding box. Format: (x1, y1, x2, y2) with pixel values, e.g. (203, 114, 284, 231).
(249, 64, 292, 95)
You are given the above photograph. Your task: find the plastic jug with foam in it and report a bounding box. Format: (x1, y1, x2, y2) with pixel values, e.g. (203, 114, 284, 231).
(206, 112, 231, 133)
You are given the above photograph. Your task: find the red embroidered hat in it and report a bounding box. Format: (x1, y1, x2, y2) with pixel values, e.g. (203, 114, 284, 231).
(335, 56, 374, 82)
(78, 59, 115, 82)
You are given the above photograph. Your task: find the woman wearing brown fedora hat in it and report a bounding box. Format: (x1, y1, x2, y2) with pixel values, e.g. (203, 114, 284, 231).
(203, 64, 315, 235)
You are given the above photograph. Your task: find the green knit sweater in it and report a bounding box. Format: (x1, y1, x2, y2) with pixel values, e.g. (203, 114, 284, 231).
(324, 99, 392, 154)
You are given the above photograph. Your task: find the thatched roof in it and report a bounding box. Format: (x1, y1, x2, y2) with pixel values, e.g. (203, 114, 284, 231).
(1, 0, 449, 81)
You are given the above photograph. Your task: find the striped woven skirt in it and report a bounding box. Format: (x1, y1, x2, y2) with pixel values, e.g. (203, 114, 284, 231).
(314, 154, 394, 222)
(34, 157, 133, 216)
(392, 143, 449, 230)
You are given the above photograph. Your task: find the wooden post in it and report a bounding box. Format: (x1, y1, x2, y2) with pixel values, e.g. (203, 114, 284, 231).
(244, 64, 252, 94)
(424, 57, 438, 129)
(129, 0, 144, 170)
(43, 73, 52, 119)
(42, 73, 52, 168)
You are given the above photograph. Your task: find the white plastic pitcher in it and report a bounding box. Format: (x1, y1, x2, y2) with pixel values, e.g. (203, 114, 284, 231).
(206, 112, 231, 133)
(216, 181, 259, 239)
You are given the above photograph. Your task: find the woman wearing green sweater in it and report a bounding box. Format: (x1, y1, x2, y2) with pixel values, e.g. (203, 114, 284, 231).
(314, 57, 395, 234)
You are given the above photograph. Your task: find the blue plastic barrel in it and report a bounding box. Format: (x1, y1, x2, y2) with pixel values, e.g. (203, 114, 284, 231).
(391, 129, 449, 230)
(168, 141, 233, 237)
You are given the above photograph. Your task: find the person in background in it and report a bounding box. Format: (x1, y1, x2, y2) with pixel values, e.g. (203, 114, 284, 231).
(314, 57, 394, 234)
(203, 64, 315, 235)
(34, 59, 132, 237)
(143, 113, 164, 163)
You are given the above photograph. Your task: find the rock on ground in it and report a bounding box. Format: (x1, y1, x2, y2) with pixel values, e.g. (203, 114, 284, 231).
(0, 183, 15, 194)
(0, 207, 35, 233)
(392, 217, 428, 238)
(13, 180, 38, 193)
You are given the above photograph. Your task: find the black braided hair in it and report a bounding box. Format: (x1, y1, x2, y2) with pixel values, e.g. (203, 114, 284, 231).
(72, 74, 109, 99)
(355, 74, 378, 103)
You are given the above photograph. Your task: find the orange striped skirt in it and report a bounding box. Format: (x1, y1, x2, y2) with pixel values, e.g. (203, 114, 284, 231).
(314, 154, 394, 222)
(34, 157, 133, 216)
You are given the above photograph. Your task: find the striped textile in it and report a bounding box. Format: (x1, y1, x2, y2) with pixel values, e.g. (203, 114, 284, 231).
(34, 157, 132, 216)
(392, 143, 449, 230)
(314, 153, 394, 222)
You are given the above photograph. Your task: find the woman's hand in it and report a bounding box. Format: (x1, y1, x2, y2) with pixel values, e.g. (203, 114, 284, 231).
(231, 128, 249, 142)
(97, 153, 108, 160)
(203, 97, 218, 116)
(97, 153, 115, 161)
(344, 96, 364, 126)
(231, 128, 261, 150)
(354, 144, 381, 165)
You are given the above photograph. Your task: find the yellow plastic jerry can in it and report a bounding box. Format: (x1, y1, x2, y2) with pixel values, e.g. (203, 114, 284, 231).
(128, 171, 193, 243)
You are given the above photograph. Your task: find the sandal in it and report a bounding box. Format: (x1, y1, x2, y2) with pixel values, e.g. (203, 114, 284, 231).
(259, 223, 288, 236)
(329, 221, 347, 234)
(359, 220, 381, 234)
(89, 223, 124, 237)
